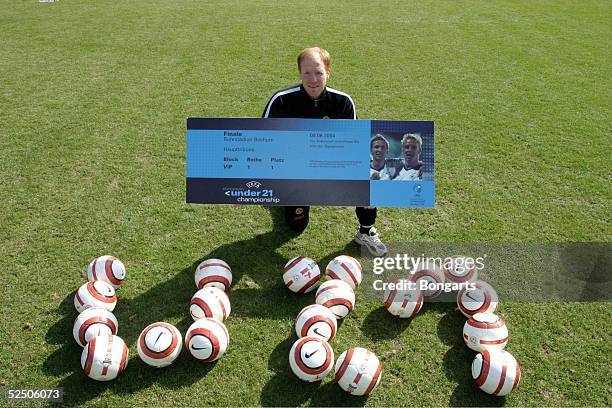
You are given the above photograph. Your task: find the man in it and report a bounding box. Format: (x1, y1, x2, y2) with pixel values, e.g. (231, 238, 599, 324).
(393, 133, 424, 180)
(370, 134, 393, 180)
(262, 47, 387, 256)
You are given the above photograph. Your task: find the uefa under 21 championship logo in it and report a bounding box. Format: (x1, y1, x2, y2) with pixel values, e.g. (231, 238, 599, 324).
(245, 181, 261, 189)
(224, 181, 279, 203)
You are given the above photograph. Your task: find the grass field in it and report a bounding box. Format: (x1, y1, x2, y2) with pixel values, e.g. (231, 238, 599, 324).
(1, 0, 610, 406)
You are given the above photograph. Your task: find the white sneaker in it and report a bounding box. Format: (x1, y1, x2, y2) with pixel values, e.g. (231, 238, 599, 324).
(354, 227, 388, 257)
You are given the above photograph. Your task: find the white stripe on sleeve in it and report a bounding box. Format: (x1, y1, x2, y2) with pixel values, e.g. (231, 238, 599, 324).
(263, 86, 301, 118)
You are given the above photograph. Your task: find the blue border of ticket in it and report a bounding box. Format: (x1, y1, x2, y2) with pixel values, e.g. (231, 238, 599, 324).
(186, 118, 434, 208)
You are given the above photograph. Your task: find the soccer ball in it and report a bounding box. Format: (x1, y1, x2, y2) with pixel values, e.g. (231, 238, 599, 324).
(472, 349, 521, 396)
(409, 259, 445, 298)
(315, 280, 355, 319)
(288, 336, 334, 382)
(463, 312, 508, 352)
(185, 318, 229, 362)
(324, 255, 362, 289)
(443, 255, 478, 284)
(87, 255, 126, 289)
(382, 279, 423, 318)
(457, 280, 498, 317)
(283, 256, 321, 293)
(74, 281, 117, 313)
(190, 287, 231, 322)
(195, 258, 232, 291)
(295, 304, 338, 342)
(137, 322, 182, 368)
(335, 347, 383, 396)
(81, 335, 129, 381)
(73, 307, 118, 347)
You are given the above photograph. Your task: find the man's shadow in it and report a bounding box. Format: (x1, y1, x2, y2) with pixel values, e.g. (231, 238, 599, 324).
(259, 239, 374, 407)
(437, 307, 506, 406)
(44, 206, 335, 406)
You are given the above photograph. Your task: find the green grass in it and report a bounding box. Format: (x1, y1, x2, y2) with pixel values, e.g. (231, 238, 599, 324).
(0, 0, 610, 406)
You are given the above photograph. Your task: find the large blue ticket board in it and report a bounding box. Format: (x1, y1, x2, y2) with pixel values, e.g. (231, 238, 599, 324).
(186, 118, 434, 207)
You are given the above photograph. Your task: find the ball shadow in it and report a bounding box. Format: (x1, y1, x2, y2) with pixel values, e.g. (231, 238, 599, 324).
(361, 306, 414, 340)
(445, 351, 507, 408)
(267, 336, 295, 374)
(45, 206, 372, 405)
(309, 380, 370, 407)
(261, 335, 318, 406)
(45, 207, 296, 404)
(260, 372, 321, 407)
(44, 292, 82, 378)
(51, 370, 112, 407)
(434, 305, 466, 346)
(42, 343, 82, 377)
(54, 351, 218, 406)
(45, 292, 76, 345)
(438, 309, 505, 406)
(260, 337, 369, 407)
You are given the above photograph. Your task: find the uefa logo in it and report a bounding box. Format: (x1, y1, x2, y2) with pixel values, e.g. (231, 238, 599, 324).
(413, 183, 423, 194)
(245, 181, 261, 189)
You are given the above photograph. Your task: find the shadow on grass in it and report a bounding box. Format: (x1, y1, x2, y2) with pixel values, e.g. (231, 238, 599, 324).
(45, 311, 216, 405)
(437, 310, 506, 406)
(309, 381, 370, 407)
(261, 335, 369, 407)
(427, 301, 463, 344)
(262, 374, 369, 407)
(261, 336, 318, 406)
(46, 292, 77, 346)
(258, 231, 368, 406)
(44, 207, 368, 405)
(360, 296, 459, 342)
(361, 305, 414, 340)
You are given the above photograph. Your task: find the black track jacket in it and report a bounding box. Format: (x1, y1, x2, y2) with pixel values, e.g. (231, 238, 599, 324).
(262, 84, 356, 119)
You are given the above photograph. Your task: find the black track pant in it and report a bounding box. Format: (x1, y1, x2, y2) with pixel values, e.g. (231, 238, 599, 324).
(284, 206, 377, 232)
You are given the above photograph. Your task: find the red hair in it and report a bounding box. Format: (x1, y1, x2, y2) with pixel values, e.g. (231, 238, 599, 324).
(297, 47, 331, 73)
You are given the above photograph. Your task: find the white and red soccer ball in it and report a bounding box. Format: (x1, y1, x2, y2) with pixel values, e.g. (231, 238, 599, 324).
(382, 279, 423, 318)
(190, 287, 231, 322)
(74, 281, 117, 313)
(463, 312, 508, 352)
(410, 259, 445, 298)
(443, 255, 478, 284)
(334, 347, 383, 396)
(283, 256, 321, 294)
(81, 335, 129, 381)
(288, 336, 334, 382)
(295, 304, 338, 342)
(185, 318, 230, 362)
(457, 280, 498, 317)
(315, 280, 355, 319)
(137, 322, 182, 368)
(324, 255, 362, 289)
(472, 349, 521, 396)
(87, 255, 126, 289)
(195, 259, 232, 291)
(73, 307, 118, 347)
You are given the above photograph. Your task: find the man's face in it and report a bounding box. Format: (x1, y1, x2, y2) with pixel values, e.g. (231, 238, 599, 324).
(371, 140, 388, 161)
(403, 139, 421, 165)
(300, 54, 329, 99)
